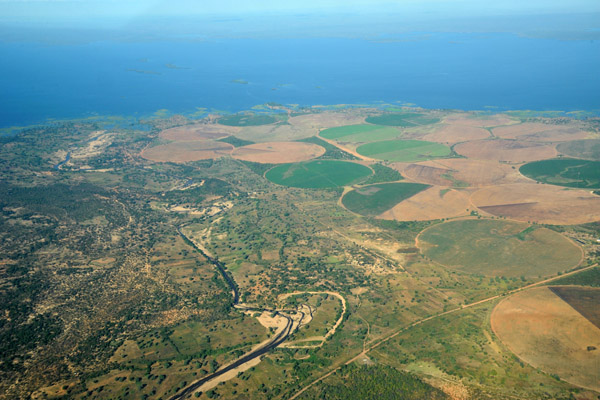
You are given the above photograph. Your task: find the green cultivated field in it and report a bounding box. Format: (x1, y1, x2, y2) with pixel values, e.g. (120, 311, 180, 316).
(320, 124, 402, 143)
(265, 160, 372, 188)
(365, 113, 440, 127)
(357, 140, 451, 162)
(419, 219, 581, 277)
(342, 182, 429, 216)
(557, 139, 600, 161)
(218, 114, 277, 126)
(519, 158, 600, 188)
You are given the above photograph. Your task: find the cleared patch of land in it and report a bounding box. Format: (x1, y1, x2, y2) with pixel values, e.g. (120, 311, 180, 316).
(140, 141, 233, 163)
(418, 219, 581, 277)
(520, 158, 600, 188)
(471, 183, 600, 225)
(378, 186, 471, 221)
(320, 124, 402, 143)
(366, 113, 440, 127)
(399, 159, 514, 187)
(557, 139, 600, 161)
(442, 114, 517, 127)
(231, 142, 325, 164)
(423, 124, 490, 143)
(492, 122, 588, 142)
(357, 140, 451, 162)
(159, 123, 238, 141)
(341, 182, 429, 216)
(454, 139, 557, 163)
(265, 160, 372, 188)
(288, 111, 367, 131)
(217, 114, 278, 126)
(491, 286, 600, 392)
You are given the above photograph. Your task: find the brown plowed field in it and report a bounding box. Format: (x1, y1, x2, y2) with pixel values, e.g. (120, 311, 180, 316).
(550, 286, 600, 329)
(441, 114, 517, 127)
(141, 141, 233, 163)
(454, 139, 557, 163)
(423, 124, 490, 143)
(231, 142, 326, 164)
(159, 124, 238, 141)
(471, 183, 600, 225)
(378, 186, 471, 221)
(492, 122, 588, 142)
(491, 286, 600, 392)
(400, 159, 515, 187)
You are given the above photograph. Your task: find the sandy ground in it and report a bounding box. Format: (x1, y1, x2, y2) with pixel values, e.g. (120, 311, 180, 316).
(441, 114, 518, 127)
(397, 159, 519, 187)
(159, 123, 239, 141)
(491, 286, 600, 392)
(140, 141, 233, 163)
(231, 141, 326, 163)
(492, 122, 589, 142)
(471, 183, 600, 225)
(454, 139, 557, 163)
(423, 124, 490, 144)
(378, 186, 472, 221)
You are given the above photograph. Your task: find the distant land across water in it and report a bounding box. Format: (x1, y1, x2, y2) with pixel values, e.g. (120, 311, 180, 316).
(1, 32, 599, 128)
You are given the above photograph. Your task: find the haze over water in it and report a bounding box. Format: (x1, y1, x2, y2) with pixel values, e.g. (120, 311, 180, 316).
(1, 1, 599, 127)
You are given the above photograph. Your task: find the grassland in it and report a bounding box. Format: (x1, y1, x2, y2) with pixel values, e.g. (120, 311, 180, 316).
(519, 158, 600, 188)
(320, 124, 402, 143)
(356, 140, 451, 162)
(342, 183, 430, 216)
(265, 160, 372, 188)
(365, 113, 440, 127)
(218, 114, 278, 126)
(418, 219, 582, 277)
(557, 139, 600, 161)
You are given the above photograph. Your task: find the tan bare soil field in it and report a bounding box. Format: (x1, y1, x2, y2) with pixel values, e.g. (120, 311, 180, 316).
(141, 141, 233, 163)
(231, 142, 326, 163)
(454, 139, 557, 162)
(423, 124, 490, 143)
(550, 286, 600, 329)
(442, 114, 517, 127)
(159, 123, 239, 141)
(399, 159, 517, 187)
(288, 111, 366, 130)
(491, 286, 600, 392)
(471, 183, 600, 225)
(378, 186, 471, 221)
(492, 122, 589, 142)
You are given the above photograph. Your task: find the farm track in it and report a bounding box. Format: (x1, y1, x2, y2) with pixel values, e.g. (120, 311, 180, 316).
(287, 263, 598, 400)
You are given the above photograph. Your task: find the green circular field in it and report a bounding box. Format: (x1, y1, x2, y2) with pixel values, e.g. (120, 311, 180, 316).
(557, 139, 600, 161)
(357, 140, 451, 162)
(218, 114, 277, 126)
(365, 113, 440, 127)
(520, 158, 600, 188)
(342, 182, 429, 216)
(265, 160, 372, 188)
(418, 219, 581, 277)
(320, 124, 402, 143)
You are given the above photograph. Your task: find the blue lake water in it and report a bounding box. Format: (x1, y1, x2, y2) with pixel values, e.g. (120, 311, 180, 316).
(1, 33, 599, 128)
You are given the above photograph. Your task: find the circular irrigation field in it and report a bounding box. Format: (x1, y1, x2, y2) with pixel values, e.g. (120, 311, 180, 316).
(519, 158, 600, 188)
(365, 113, 440, 127)
(265, 160, 372, 189)
(356, 140, 451, 162)
(341, 182, 430, 216)
(417, 219, 581, 277)
(232, 142, 325, 164)
(557, 139, 600, 161)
